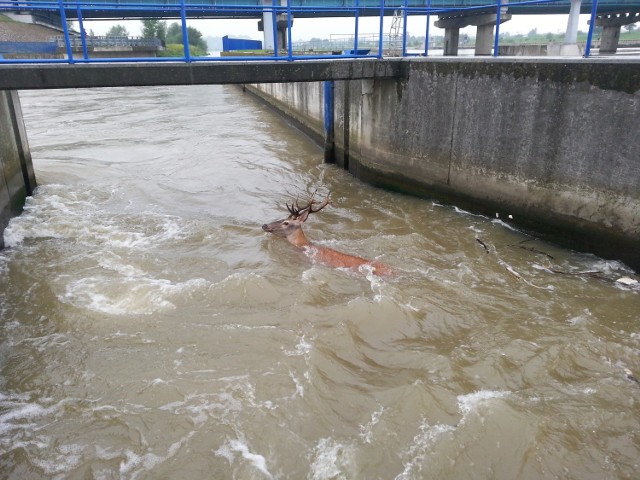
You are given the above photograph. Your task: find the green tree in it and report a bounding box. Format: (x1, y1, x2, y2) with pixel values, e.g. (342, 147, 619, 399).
(106, 25, 129, 37)
(187, 26, 207, 52)
(165, 22, 208, 53)
(624, 24, 637, 33)
(141, 19, 167, 41)
(166, 23, 182, 44)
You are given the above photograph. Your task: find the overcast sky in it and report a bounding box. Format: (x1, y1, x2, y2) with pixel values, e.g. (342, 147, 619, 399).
(80, 14, 594, 43)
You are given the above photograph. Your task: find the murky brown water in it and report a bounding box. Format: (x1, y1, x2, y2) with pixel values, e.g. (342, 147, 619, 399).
(1, 85, 639, 479)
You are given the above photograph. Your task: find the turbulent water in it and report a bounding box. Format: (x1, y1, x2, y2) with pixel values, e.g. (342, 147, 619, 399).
(1, 85, 639, 479)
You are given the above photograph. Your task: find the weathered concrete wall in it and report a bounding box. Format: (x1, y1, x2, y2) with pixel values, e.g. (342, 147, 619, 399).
(246, 58, 640, 269)
(245, 82, 325, 146)
(0, 90, 36, 248)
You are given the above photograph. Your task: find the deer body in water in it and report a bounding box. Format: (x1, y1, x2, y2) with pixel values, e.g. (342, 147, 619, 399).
(262, 193, 392, 276)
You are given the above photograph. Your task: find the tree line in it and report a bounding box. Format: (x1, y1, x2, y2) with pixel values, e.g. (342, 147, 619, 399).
(105, 20, 208, 56)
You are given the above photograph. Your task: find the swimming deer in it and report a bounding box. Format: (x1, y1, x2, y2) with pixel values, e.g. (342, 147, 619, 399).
(262, 192, 392, 276)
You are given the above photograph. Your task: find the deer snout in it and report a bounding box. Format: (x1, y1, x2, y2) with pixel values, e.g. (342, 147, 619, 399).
(262, 224, 272, 232)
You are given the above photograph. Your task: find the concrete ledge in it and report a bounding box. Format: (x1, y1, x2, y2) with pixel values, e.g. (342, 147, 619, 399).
(0, 59, 406, 90)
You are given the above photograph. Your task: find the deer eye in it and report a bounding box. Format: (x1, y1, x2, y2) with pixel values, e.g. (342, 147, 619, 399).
(283, 221, 289, 225)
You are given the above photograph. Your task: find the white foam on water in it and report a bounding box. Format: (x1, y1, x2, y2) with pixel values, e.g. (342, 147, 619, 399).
(4, 185, 192, 250)
(119, 431, 194, 479)
(60, 275, 209, 315)
(288, 370, 305, 398)
(360, 263, 382, 294)
(491, 218, 521, 232)
(19, 332, 69, 352)
(0, 395, 63, 436)
(566, 309, 593, 326)
(159, 391, 244, 427)
(284, 335, 312, 357)
(3, 192, 76, 246)
(359, 405, 385, 444)
(395, 419, 455, 480)
(0, 394, 78, 477)
(157, 373, 279, 429)
(308, 438, 356, 480)
(453, 206, 486, 218)
(219, 323, 278, 331)
(587, 258, 633, 275)
(457, 390, 511, 420)
(29, 443, 89, 478)
(0, 253, 9, 274)
(215, 438, 274, 479)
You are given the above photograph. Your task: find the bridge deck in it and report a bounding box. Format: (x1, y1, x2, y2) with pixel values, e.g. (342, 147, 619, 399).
(2, 0, 640, 20)
(0, 58, 405, 90)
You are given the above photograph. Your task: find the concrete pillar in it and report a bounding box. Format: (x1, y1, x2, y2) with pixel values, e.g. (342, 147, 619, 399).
(259, 2, 292, 52)
(560, 0, 582, 55)
(595, 12, 640, 55)
(443, 28, 460, 56)
(475, 23, 495, 56)
(261, 0, 276, 50)
(600, 26, 621, 54)
(436, 12, 511, 57)
(565, 0, 581, 44)
(276, 14, 292, 51)
(0, 90, 36, 248)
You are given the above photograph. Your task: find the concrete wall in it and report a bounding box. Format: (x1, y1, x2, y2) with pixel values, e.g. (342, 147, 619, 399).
(0, 90, 36, 248)
(246, 58, 640, 269)
(246, 82, 325, 146)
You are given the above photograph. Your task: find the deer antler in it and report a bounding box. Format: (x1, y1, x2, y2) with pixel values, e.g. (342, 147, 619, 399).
(286, 190, 330, 218)
(307, 191, 330, 214)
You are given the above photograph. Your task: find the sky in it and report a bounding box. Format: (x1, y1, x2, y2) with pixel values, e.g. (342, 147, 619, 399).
(79, 14, 595, 43)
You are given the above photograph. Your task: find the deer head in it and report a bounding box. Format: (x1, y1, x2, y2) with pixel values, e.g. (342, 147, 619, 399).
(262, 191, 330, 247)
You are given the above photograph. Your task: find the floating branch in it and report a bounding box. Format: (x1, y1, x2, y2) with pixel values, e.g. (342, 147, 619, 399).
(476, 238, 490, 254)
(625, 368, 640, 387)
(507, 239, 555, 260)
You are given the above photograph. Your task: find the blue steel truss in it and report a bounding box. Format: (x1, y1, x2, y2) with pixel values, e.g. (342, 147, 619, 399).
(0, 0, 635, 63)
(2, 0, 638, 18)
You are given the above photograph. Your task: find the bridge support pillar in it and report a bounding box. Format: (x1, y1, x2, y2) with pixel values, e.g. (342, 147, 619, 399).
(476, 23, 495, 56)
(560, 0, 582, 56)
(443, 28, 460, 56)
(595, 12, 640, 54)
(259, 0, 293, 52)
(435, 12, 511, 56)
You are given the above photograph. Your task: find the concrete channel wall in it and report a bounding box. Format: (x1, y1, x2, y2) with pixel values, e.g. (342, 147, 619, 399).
(245, 58, 640, 270)
(0, 90, 36, 248)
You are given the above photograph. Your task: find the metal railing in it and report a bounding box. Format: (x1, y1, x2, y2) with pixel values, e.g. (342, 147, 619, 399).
(51, 35, 162, 48)
(0, 0, 614, 63)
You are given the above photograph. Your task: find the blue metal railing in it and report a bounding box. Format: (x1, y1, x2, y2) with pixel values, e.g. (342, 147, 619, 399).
(0, 0, 616, 63)
(52, 35, 162, 48)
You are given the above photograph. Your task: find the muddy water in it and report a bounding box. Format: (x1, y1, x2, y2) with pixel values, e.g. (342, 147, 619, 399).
(1, 85, 638, 479)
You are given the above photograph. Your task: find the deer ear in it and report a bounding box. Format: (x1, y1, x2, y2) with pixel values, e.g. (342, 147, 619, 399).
(298, 210, 310, 223)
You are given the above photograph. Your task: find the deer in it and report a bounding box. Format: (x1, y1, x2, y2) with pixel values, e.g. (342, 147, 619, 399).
(261, 191, 392, 276)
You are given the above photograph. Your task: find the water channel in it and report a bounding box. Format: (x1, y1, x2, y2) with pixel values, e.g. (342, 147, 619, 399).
(1, 85, 638, 479)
